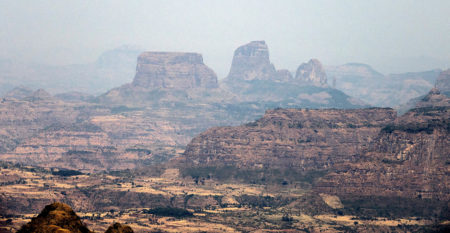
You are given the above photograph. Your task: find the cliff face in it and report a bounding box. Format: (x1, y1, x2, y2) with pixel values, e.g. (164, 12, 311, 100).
(132, 52, 218, 89)
(182, 96, 449, 201)
(315, 105, 449, 200)
(182, 108, 396, 169)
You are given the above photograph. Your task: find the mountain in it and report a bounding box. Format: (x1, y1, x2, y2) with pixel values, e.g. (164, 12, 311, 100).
(99, 52, 219, 104)
(18, 202, 134, 233)
(2, 86, 33, 99)
(0, 46, 142, 96)
(326, 63, 442, 107)
(221, 41, 366, 108)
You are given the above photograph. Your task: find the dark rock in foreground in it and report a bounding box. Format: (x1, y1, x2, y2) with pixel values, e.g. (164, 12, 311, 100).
(18, 202, 92, 233)
(18, 202, 134, 233)
(105, 223, 134, 233)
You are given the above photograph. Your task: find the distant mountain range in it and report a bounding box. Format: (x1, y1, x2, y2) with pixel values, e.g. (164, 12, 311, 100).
(0, 45, 142, 96)
(326, 63, 442, 107)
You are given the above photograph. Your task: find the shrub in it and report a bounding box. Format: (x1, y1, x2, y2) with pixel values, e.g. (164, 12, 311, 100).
(143, 207, 193, 218)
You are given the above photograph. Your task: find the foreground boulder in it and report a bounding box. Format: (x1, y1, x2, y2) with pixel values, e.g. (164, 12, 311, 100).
(104, 223, 134, 233)
(18, 202, 134, 233)
(18, 202, 92, 233)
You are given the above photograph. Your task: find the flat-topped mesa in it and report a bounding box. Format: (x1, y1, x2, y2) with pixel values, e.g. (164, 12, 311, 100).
(295, 59, 328, 86)
(226, 41, 277, 81)
(132, 52, 218, 89)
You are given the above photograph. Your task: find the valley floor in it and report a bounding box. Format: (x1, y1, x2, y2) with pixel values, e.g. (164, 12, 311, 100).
(1, 163, 446, 233)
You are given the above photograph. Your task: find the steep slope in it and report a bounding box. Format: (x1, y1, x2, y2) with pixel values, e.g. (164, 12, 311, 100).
(315, 91, 450, 201)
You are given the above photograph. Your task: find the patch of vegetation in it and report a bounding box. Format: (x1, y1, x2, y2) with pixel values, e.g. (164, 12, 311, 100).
(44, 123, 103, 132)
(110, 105, 142, 114)
(381, 158, 404, 164)
(52, 169, 83, 177)
(180, 165, 327, 186)
(235, 195, 293, 208)
(381, 119, 449, 134)
(340, 196, 449, 220)
(66, 150, 94, 155)
(410, 106, 448, 114)
(143, 207, 193, 218)
(125, 148, 152, 155)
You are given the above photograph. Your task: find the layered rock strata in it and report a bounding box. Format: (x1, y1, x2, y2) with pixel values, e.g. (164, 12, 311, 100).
(182, 108, 396, 169)
(132, 52, 218, 89)
(315, 95, 450, 200)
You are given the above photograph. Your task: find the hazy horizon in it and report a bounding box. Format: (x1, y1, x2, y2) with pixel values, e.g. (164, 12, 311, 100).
(1, 0, 449, 79)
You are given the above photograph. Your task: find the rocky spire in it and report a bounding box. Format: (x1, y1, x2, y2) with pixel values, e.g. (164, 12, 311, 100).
(295, 59, 327, 86)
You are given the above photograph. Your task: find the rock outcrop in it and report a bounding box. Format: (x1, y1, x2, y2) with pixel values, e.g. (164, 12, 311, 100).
(182, 108, 396, 169)
(132, 52, 218, 89)
(104, 223, 134, 233)
(18, 202, 92, 233)
(295, 59, 327, 86)
(225, 41, 277, 81)
(18, 202, 134, 233)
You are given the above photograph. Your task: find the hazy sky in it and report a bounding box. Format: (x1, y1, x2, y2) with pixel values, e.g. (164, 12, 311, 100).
(1, 0, 449, 78)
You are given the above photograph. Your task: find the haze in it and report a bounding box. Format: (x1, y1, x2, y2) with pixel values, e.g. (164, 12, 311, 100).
(0, 0, 449, 78)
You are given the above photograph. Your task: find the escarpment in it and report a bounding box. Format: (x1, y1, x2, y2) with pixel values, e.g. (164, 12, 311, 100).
(182, 108, 396, 169)
(315, 104, 450, 200)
